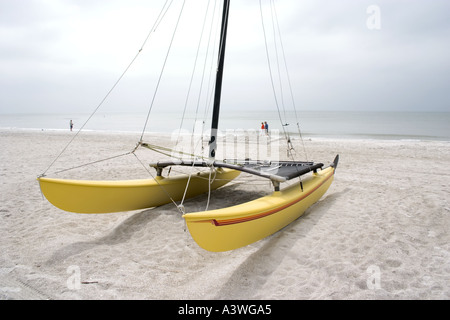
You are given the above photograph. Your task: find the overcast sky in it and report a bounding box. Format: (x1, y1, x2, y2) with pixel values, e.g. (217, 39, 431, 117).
(1, 0, 449, 115)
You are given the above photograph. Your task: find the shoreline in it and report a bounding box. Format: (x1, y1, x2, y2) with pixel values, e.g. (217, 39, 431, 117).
(2, 110, 450, 142)
(1, 127, 449, 144)
(1, 129, 449, 299)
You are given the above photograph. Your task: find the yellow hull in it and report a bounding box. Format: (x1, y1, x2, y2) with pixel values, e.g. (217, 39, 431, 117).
(38, 169, 240, 214)
(183, 166, 335, 252)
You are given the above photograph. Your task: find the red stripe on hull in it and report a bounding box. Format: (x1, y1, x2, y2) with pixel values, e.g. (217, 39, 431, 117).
(196, 169, 335, 227)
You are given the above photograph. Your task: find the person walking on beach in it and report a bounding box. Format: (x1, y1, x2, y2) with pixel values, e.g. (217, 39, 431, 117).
(70, 120, 73, 131)
(260, 122, 265, 135)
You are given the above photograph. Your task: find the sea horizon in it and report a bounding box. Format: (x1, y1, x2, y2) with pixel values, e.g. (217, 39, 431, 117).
(1, 110, 449, 142)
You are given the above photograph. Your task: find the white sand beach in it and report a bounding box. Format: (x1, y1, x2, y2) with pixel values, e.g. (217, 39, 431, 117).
(0, 129, 449, 300)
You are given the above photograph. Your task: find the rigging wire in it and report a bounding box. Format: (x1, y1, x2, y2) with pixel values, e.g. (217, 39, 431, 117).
(200, 3, 222, 153)
(258, 0, 290, 151)
(271, 0, 309, 161)
(48, 152, 134, 176)
(269, 0, 287, 125)
(259, 0, 309, 162)
(268, 0, 296, 159)
(148, 0, 213, 213)
(202, 13, 222, 126)
(40, 0, 172, 176)
(140, 0, 186, 143)
(260, 0, 311, 189)
(191, 0, 219, 156)
(131, 152, 180, 210)
(179, 0, 226, 212)
(175, 0, 213, 150)
(41, 0, 313, 202)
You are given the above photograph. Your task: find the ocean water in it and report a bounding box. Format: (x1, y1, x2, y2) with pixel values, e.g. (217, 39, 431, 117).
(1, 111, 449, 141)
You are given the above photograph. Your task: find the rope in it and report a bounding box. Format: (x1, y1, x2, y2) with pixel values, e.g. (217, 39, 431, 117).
(259, 0, 290, 148)
(269, 0, 288, 125)
(179, 160, 201, 207)
(260, 0, 310, 189)
(140, 0, 186, 143)
(131, 152, 180, 210)
(202, 10, 221, 126)
(40, 0, 172, 176)
(42, 152, 134, 176)
(206, 165, 218, 211)
(270, 0, 309, 161)
(175, 0, 213, 150)
(190, 0, 220, 160)
(140, 142, 205, 161)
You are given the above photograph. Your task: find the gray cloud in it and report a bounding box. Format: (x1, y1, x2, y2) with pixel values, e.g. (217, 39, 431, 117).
(0, 0, 449, 115)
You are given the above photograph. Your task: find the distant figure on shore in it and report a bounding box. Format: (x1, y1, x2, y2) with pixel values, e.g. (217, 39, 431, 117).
(260, 122, 265, 135)
(70, 120, 73, 131)
(264, 121, 269, 136)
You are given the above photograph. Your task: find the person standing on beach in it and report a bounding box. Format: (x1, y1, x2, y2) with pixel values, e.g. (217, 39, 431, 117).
(264, 121, 269, 136)
(70, 120, 73, 131)
(261, 122, 265, 135)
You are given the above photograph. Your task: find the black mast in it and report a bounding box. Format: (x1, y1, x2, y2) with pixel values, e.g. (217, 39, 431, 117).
(209, 0, 230, 161)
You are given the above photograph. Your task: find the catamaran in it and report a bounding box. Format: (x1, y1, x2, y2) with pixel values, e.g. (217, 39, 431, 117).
(38, 0, 338, 252)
